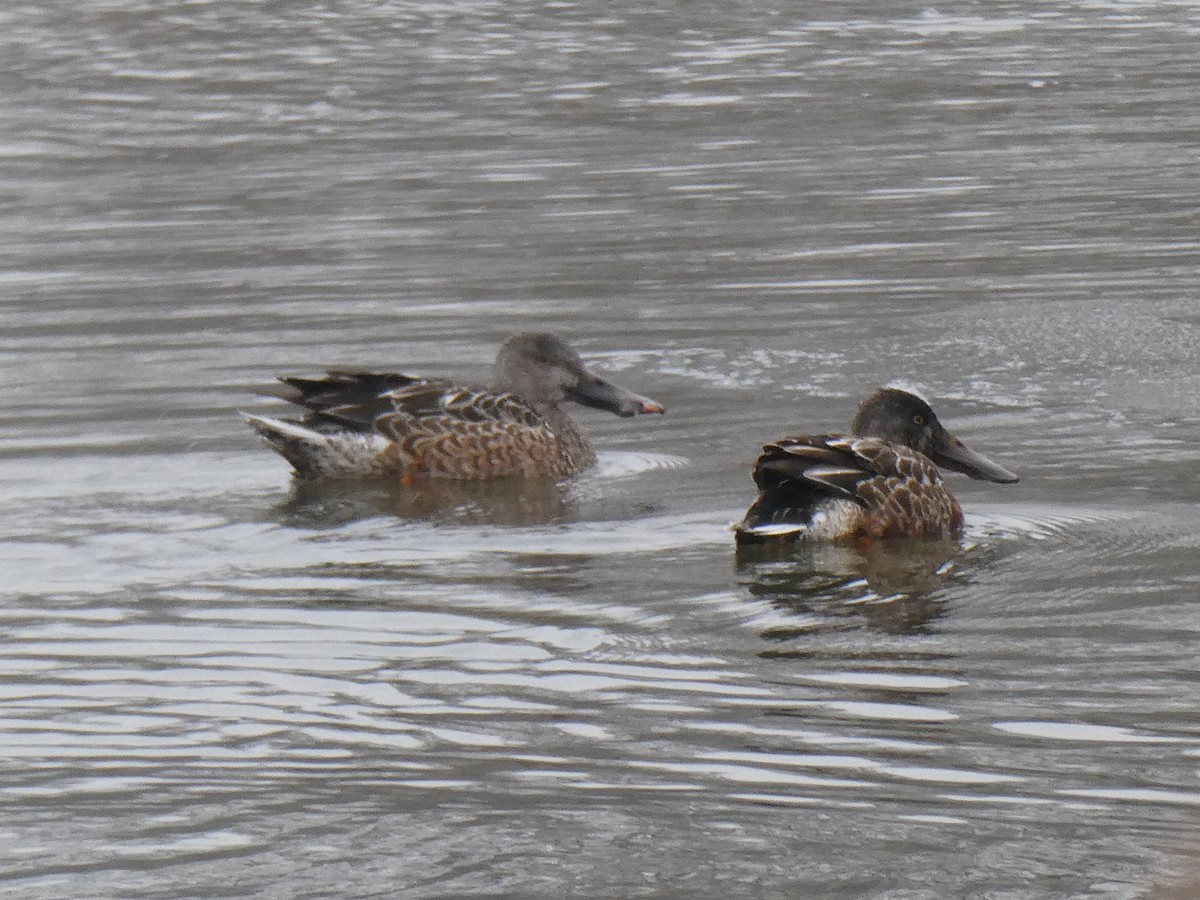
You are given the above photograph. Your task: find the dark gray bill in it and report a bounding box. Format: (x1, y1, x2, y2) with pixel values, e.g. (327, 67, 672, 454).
(569, 375, 666, 418)
(932, 435, 1019, 483)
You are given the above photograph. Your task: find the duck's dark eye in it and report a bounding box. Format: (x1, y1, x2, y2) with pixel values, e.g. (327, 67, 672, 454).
(913, 415, 925, 426)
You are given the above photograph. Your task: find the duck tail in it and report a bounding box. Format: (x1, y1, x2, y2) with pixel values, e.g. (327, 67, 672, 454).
(733, 492, 811, 545)
(243, 413, 339, 478)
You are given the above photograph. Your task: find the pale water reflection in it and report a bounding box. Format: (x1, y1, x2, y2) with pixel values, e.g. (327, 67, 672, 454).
(3, 0, 1200, 897)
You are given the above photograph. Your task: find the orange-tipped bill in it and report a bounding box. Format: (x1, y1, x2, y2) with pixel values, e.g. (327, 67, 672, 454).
(569, 375, 666, 418)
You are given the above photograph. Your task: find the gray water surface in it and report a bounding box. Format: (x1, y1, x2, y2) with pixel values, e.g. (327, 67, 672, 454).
(3, 1, 1200, 897)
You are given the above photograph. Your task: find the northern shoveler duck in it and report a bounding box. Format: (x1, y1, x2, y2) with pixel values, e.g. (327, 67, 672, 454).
(734, 386, 1018, 544)
(244, 332, 665, 480)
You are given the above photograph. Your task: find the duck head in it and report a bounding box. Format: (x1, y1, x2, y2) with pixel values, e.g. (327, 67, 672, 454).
(852, 386, 1018, 483)
(495, 332, 665, 417)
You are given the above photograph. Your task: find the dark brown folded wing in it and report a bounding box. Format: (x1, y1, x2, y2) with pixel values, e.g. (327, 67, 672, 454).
(267, 370, 423, 432)
(267, 370, 547, 433)
(740, 434, 955, 539)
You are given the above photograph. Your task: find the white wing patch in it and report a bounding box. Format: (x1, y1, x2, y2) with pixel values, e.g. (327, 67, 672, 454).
(803, 465, 865, 496)
(739, 523, 809, 538)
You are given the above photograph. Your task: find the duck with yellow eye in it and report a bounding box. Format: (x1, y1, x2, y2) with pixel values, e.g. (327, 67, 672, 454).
(734, 386, 1019, 544)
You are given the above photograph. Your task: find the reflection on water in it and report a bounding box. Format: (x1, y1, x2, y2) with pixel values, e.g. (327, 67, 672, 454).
(268, 448, 690, 528)
(736, 537, 963, 636)
(275, 473, 569, 528)
(4, 0, 1200, 896)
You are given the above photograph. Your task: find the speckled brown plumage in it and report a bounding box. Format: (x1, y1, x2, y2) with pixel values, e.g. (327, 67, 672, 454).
(244, 333, 663, 481)
(739, 435, 963, 541)
(735, 387, 1017, 544)
(836, 438, 963, 539)
(372, 396, 594, 480)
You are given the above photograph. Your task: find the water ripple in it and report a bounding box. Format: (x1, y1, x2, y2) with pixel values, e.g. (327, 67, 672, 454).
(4, 0, 1200, 893)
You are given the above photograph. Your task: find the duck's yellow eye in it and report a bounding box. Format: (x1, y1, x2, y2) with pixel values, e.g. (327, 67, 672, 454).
(913, 415, 925, 426)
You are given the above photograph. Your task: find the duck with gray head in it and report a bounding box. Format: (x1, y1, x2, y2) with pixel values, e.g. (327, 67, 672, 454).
(735, 386, 1018, 544)
(245, 332, 665, 480)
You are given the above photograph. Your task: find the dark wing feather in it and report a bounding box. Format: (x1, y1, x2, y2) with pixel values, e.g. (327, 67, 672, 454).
(830, 436, 945, 488)
(741, 434, 941, 529)
(382, 383, 544, 428)
(740, 433, 956, 540)
(756, 434, 943, 496)
(751, 435, 869, 496)
(263, 369, 547, 437)
(740, 434, 859, 531)
(265, 370, 423, 432)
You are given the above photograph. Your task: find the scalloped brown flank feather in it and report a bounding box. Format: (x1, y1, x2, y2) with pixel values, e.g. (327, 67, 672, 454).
(373, 392, 594, 480)
(844, 438, 963, 539)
